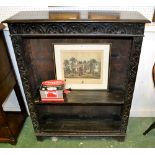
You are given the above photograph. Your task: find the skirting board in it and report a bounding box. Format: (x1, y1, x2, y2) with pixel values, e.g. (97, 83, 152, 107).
(130, 109, 155, 117)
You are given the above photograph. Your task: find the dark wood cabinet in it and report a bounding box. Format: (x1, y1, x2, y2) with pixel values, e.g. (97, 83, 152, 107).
(0, 24, 27, 144)
(3, 10, 149, 141)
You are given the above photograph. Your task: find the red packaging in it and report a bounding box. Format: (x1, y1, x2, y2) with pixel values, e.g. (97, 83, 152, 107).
(40, 80, 64, 102)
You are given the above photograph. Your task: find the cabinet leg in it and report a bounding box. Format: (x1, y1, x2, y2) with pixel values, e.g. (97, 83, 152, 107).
(143, 122, 155, 135)
(36, 136, 44, 141)
(115, 136, 125, 142)
(9, 138, 17, 145)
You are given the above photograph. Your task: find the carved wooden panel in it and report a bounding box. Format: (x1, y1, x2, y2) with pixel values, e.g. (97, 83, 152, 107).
(9, 23, 144, 35)
(9, 22, 144, 137)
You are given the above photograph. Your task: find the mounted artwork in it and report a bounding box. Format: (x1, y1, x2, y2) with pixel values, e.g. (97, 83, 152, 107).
(54, 44, 110, 90)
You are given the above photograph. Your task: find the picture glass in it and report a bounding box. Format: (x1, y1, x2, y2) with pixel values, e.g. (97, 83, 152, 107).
(54, 44, 110, 90)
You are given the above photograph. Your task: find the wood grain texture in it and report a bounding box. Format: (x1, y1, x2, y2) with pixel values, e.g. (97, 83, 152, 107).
(35, 90, 124, 105)
(40, 118, 121, 133)
(3, 11, 150, 23)
(0, 25, 27, 145)
(152, 63, 155, 85)
(0, 24, 5, 30)
(6, 12, 147, 139)
(0, 31, 12, 83)
(23, 37, 131, 93)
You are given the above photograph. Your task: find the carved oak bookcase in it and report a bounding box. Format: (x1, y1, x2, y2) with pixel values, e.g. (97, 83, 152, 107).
(3, 10, 149, 141)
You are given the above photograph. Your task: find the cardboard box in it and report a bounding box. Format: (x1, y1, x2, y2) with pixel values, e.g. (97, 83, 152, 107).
(40, 80, 64, 102)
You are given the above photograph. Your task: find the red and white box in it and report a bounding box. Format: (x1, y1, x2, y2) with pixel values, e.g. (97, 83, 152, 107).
(40, 80, 64, 102)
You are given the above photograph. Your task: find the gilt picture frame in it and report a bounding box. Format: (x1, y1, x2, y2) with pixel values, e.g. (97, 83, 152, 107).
(54, 44, 110, 90)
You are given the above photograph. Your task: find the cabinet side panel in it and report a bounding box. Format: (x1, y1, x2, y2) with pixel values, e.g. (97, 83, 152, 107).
(121, 36, 144, 133)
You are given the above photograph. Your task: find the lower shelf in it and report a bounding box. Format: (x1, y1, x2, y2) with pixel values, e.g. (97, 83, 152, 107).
(39, 117, 121, 134)
(36, 131, 125, 138)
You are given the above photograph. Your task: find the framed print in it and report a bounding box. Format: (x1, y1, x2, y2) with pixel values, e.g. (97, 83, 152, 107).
(54, 44, 110, 90)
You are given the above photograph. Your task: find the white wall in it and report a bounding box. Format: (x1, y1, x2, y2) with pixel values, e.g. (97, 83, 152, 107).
(0, 0, 154, 7)
(0, 5, 155, 117)
(3, 30, 29, 113)
(2, 90, 21, 111)
(130, 26, 155, 117)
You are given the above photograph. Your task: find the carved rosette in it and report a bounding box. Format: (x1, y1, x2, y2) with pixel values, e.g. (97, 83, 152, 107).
(11, 35, 40, 132)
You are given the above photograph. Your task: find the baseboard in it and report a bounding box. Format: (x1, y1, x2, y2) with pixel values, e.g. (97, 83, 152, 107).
(2, 107, 21, 112)
(130, 109, 155, 117)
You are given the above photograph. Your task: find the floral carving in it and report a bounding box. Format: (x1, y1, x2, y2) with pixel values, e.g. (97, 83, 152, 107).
(121, 36, 143, 133)
(11, 35, 40, 132)
(9, 22, 145, 136)
(9, 23, 144, 35)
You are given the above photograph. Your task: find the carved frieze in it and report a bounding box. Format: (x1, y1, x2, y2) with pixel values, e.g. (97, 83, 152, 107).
(9, 23, 144, 35)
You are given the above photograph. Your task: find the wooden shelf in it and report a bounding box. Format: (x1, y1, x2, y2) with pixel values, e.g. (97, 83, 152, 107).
(34, 90, 124, 105)
(39, 116, 121, 133)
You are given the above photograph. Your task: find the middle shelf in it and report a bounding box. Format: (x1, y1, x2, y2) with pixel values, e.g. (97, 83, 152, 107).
(34, 90, 124, 105)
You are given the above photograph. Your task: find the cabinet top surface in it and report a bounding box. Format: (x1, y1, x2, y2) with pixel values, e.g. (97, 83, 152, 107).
(3, 10, 150, 23)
